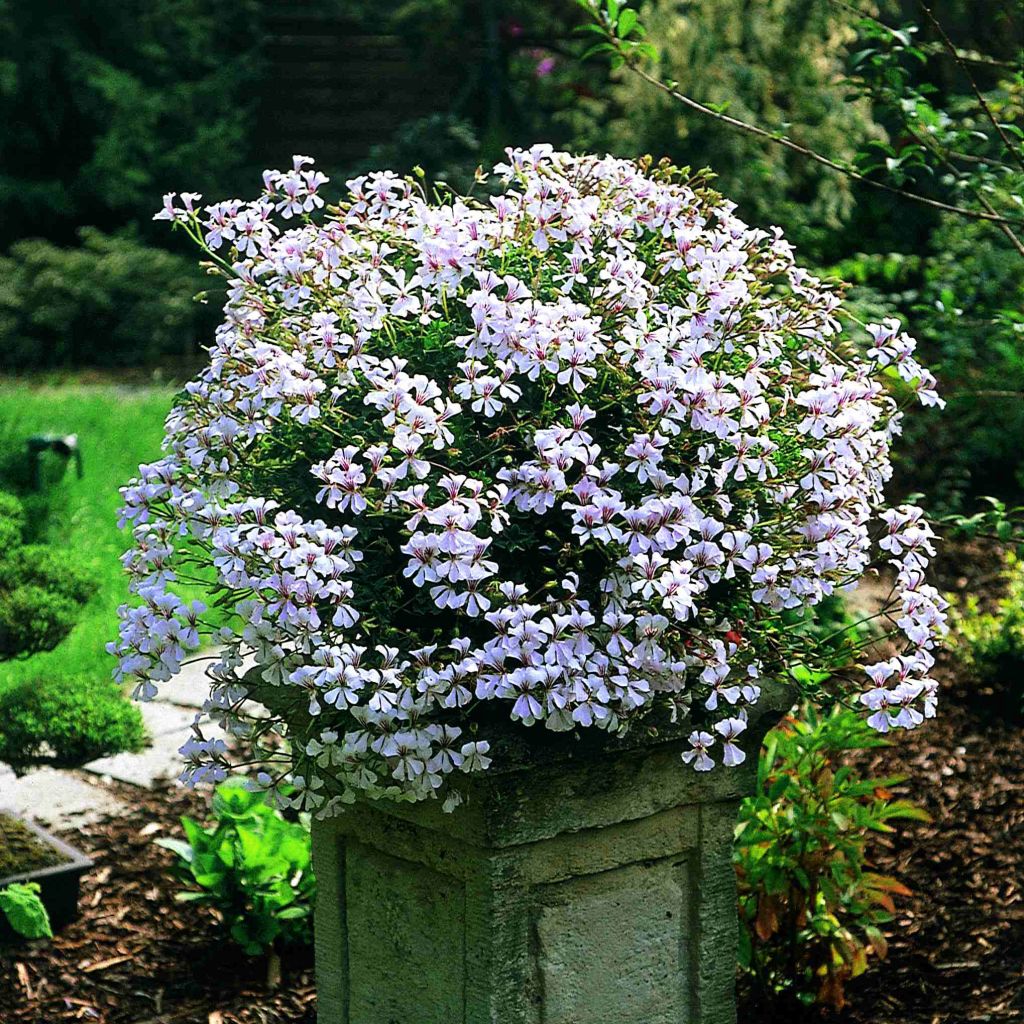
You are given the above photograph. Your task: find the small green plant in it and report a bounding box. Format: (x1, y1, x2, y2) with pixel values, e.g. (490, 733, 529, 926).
(0, 882, 53, 940)
(735, 705, 929, 1010)
(948, 552, 1024, 715)
(158, 781, 315, 988)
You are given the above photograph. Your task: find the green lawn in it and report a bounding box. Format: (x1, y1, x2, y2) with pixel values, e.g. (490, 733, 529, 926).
(0, 381, 175, 696)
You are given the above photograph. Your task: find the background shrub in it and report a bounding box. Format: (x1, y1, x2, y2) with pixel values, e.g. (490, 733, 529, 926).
(0, 674, 145, 769)
(0, 229, 214, 369)
(0, 0, 264, 247)
(0, 491, 96, 658)
(0, 490, 25, 550)
(0, 587, 83, 660)
(0, 546, 97, 605)
(735, 706, 929, 1010)
(949, 551, 1024, 716)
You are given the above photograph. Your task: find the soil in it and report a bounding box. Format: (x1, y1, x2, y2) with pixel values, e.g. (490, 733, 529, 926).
(0, 814, 69, 879)
(0, 539, 1020, 1023)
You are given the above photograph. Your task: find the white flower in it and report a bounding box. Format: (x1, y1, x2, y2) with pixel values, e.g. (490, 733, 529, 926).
(682, 730, 715, 772)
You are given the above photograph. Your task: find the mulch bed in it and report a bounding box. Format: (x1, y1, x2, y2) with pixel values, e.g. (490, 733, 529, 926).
(835, 686, 1024, 1023)
(1, 540, 1021, 1023)
(0, 781, 315, 1024)
(833, 540, 1024, 1023)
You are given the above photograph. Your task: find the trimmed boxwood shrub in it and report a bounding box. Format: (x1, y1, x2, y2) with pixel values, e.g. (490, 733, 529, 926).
(0, 676, 146, 769)
(0, 490, 143, 769)
(0, 494, 98, 658)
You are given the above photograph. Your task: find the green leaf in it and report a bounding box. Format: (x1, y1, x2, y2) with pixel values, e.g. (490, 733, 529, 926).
(617, 8, 638, 38)
(0, 882, 52, 939)
(155, 837, 195, 863)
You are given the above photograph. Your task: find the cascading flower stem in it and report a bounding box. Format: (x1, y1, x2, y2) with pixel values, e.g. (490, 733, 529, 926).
(110, 148, 947, 815)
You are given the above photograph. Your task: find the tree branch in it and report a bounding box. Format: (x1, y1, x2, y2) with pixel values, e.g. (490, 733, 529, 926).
(621, 58, 1024, 227)
(918, 1, 1024, 175)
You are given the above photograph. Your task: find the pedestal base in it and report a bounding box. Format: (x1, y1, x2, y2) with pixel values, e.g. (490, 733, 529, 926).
(311, 698, 789, 1024)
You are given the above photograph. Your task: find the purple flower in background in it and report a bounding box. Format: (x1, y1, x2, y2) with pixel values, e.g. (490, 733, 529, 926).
(535, 56, 557, 78)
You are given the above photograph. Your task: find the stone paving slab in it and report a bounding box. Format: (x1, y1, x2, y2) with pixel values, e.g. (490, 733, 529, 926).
(156, 661, 214, 709)
(139, 700, 197, 738)
(81, 731, 187, 790)
(1, 767, 130, 828)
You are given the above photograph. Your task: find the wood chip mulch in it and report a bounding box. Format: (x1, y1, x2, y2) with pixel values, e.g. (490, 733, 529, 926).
(834, 689, 1024, 1023)
(0, 780, 315, 1024)
(831, 543, 1024, 1023)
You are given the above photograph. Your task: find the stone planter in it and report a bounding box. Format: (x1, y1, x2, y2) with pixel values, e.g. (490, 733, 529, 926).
(310, 683, 792, 1024)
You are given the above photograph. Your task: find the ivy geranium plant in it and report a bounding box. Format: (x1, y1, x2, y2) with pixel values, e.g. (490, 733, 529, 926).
(109, 147, 947, 815)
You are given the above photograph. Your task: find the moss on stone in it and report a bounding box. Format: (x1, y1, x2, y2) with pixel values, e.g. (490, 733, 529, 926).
(0, 813, 68, 879)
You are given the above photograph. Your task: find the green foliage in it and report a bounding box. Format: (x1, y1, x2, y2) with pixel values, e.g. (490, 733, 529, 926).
(910, 217, 1024, 502)
(837, 218, 1024, 505)
(0, 882, 52, 940)
(0, 0, 264, 247)
(949, 551, 1024, 713)
(355, 114, 482, 195)
(0, 546, 98, 605)
(781, 593, 877, 691)
(0, 387, 175, 770)
(0, 587, 81, 660)
(0, 385, 195, 717)
(0, 491, 97, 658)
(0, 675, 145, 768)
(0, 490, 25, 550)
(573, 0, 884, 257)
(0, 228, 213, 369)
(735, 705, 929, 1009)
(158, 782, 315, 957)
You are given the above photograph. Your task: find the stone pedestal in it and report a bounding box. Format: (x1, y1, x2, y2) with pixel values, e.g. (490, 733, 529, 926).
(311, 688, 790, 1024)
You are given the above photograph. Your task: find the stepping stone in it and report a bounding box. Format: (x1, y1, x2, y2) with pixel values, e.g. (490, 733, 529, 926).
(155, 657, 215, 709)
(1, 768, 129, 828)
(81, 731, 187, 790)
(138, 700, 197, 738)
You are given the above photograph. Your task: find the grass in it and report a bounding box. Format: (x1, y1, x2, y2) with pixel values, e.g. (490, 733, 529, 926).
(0, 380, 175, 697)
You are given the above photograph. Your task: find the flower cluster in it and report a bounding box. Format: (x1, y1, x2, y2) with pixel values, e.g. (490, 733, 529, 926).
(111, 148, 945, 814)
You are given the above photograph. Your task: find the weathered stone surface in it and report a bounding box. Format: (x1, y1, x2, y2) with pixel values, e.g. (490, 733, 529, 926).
(0, 768, 129, 827)
(345, 842, 467, 1022)
(312, 682, 793, 1024)
(534, 858, 688, 1024)
(138, 700, 196, 738)
(155, 666, 211, 710)
(81, 731, 185, 789)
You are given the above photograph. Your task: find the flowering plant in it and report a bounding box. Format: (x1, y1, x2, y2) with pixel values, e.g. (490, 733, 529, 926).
(110, 147, 947, 814)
